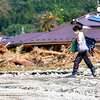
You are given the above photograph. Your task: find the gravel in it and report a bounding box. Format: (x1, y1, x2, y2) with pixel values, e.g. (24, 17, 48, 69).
(0, 68, 99, 100)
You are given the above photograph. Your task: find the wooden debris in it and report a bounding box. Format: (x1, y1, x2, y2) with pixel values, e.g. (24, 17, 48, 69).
(16, 45, 24, 54)
(0, 44, 8, 54)
(0, 44, 100, 67)
(0, 60, 16, 68)
(12, 59, 33, 66)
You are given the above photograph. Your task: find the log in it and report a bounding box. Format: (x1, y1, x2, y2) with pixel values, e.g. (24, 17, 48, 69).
(12, 59, 33, 66)
(0, 61, 16, 68)
(0, 59, 5, 63)
(38, 50, 66, 57)
(31, 47, 66, 57)
(5, 42, 10, 47)
(41, 55, 54, 59)
(0, 58, 33, 66)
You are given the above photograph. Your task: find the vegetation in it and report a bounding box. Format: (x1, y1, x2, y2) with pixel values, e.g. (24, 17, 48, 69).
(0, 65, 99, 72)
(0, 0, 11, 15)
(0, 0, 97, 36)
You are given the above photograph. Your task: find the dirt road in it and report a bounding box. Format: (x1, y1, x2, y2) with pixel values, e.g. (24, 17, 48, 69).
(0, 68, 100, 100)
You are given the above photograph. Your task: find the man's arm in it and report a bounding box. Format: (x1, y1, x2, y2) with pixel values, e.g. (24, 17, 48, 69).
(76, 36, 81, 45)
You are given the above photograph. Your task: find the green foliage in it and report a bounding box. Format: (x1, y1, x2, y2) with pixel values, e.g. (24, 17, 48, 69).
(1, 24, 34, 36)
(37, 12, 56, 32)
(0, 0, 97, 35)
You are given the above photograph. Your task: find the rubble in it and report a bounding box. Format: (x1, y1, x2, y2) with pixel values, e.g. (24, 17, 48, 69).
(0, 44, 100, 67)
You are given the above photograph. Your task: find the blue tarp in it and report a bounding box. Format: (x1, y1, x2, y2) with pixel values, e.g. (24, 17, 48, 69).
(88, 16, 100, 22)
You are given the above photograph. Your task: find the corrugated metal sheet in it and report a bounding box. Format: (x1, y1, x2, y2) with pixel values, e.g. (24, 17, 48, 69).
(76, 13, 100, 26)
(1, 23, 77, 45)
(22, 23, 76, 44)
(1, 32, 46, 45)
(82, 27, 100, 41)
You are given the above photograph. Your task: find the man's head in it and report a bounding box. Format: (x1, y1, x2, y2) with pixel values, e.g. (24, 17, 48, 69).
(73, 25, 82, 34)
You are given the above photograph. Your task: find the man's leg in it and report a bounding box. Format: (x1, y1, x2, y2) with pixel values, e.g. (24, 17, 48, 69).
(73, 53, 83, 70)
(68, 53, 84, 77)
(83, 51, 94, 69)
(83, 51, 96, 76)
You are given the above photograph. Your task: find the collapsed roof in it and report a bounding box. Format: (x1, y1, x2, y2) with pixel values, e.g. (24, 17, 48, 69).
(1, 12, 100, 46)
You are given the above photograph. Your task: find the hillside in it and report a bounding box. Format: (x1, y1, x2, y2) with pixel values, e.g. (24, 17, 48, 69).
(0, 0, 97, 36)
(8, 0, 97, 13)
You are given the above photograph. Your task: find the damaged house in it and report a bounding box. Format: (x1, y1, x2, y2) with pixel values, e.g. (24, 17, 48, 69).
(1, 12, 100, 52)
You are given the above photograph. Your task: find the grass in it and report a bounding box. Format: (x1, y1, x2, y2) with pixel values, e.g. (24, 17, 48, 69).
(0, 65, 99, 72)
(0, 66, 62, 72)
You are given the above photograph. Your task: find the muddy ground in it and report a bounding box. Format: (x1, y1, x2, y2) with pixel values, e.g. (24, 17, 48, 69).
(0, 68, 100, 100)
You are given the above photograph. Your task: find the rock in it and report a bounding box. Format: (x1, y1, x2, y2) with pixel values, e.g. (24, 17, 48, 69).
(44, 89, 48, 91)
(21, 65, 24, 68)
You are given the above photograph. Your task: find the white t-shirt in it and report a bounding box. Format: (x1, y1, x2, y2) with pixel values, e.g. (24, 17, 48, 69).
(77, 32, 88, 52)
(78, 32, 86, 44)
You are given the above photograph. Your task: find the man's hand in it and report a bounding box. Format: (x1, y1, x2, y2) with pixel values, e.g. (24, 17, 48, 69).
(78, 40, 81, 45)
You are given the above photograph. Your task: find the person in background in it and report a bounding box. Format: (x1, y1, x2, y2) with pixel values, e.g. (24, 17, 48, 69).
(68, 25, 96, 77)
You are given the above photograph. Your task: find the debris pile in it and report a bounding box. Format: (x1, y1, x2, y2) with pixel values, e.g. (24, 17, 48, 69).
(29, 46, 67, 66)
(0, 44, 8, 54)
(0, 44, 100, 67)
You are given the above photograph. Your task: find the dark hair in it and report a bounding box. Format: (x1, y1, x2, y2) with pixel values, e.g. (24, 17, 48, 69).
(73, 25, 82, 31)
